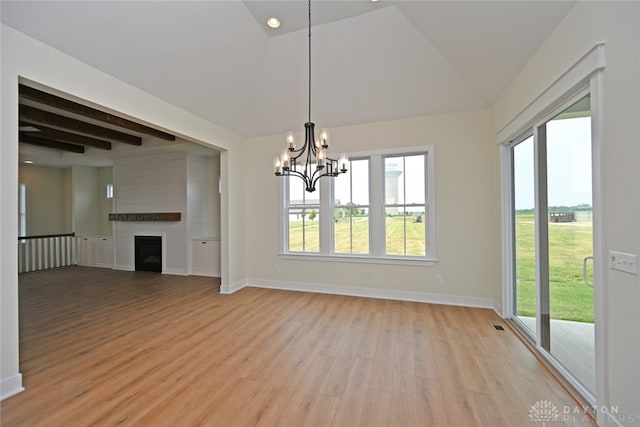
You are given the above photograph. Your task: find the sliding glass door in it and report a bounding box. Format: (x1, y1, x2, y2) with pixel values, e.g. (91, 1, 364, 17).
(545, 95, 594, 392)
(509, 91, 595, 399)
(512, 135, 536, 335)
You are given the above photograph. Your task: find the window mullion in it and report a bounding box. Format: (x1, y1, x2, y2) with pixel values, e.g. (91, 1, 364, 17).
(319, 178, 331, 254)
(349, 167, 354, 253)
(369, 155, 384, 256)
(403, 157, 407, 255)
(282, 178, 288, 253)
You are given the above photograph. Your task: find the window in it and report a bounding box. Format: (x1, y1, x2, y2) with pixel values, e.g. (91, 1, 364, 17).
(282, 146, 435, 264)
(18, 183, 26, 237)
(286, 174, 320, 253)
(384, 155, 427, 256)
(334, 159, 369, 255)
(106, 183, 114, 199)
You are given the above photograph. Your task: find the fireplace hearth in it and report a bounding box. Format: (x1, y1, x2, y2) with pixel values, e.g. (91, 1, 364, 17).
(135, 236, 162, 273)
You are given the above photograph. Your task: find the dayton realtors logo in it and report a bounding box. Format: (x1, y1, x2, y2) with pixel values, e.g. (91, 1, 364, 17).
(529, 400, 559, 426)
(529, 400, 634, 425)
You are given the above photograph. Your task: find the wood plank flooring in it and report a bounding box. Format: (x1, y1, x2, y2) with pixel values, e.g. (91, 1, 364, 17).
(1, 267, 595, 426)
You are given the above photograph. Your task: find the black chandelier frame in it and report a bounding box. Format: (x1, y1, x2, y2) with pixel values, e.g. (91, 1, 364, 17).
(273, 0, 348, 193)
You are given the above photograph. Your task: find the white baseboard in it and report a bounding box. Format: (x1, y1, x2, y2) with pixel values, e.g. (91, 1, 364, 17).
(92, 263, 113, 269)
(492, 300, 504, 317)
(245, 278, 495, 309)
(220, 279, 248, 295)
(112, 265, 188, 276)
(1, 374, 24, 401)
(163, 269, 189, 276)
(77, 262, 112, 269)
(191, 271, 221, 278)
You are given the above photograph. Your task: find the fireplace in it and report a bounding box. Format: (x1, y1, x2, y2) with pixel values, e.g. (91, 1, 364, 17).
(135, 236, 162, 272)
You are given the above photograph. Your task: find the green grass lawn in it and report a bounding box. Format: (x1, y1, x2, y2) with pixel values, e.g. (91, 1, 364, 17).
(515, 213, 594, 323)
(289, 215, 425, 255)
(288, 219, 320, 252)
(333, 216, 370, 254)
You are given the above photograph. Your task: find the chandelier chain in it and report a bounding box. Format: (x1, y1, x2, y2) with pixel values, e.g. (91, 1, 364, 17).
(308, 0, 312, 125)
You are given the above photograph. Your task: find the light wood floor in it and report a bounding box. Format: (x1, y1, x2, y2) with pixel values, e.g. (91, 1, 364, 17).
(1, 267, 595, 427)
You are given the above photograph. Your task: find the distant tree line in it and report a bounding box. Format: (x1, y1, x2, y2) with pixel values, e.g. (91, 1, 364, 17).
(516, 204, 592, 214)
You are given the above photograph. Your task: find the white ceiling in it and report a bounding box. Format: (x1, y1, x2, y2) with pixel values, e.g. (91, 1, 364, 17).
(1, 1, 575, 138)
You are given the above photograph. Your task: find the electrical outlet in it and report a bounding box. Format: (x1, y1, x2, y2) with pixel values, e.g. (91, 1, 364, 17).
(274, 264, 280, 273)
(436, 274, 443, 284)
(609, 251, 638, 275)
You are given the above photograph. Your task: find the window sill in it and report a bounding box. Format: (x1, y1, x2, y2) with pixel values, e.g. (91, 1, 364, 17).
(279, 253, 437, 267)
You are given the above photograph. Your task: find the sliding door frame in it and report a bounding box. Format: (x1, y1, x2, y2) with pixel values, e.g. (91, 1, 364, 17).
(503, 130, 535, 342)
(499, 50, 606, 412)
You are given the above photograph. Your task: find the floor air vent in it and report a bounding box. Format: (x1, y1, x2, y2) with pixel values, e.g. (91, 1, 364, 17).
(493, 324, 505, 331)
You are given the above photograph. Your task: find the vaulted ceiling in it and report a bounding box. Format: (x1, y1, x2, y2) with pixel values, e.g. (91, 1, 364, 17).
(1, 1, 576, 138)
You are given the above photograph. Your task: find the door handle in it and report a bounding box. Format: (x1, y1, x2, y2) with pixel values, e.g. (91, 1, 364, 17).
(583, 256, 594, 287)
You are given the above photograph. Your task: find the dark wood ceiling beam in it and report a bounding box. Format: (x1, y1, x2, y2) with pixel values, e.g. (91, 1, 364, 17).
(20, 105, 142, 146)
(19, 122, 111, 150)
(20, 133, 85, 154)
(19, 84, 176, 141)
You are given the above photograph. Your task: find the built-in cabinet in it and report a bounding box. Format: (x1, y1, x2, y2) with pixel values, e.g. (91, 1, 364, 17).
(190, 238, 220, 277)
(77, 236, 113, 268)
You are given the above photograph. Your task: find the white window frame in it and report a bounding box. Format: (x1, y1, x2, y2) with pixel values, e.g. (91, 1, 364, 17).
(332, 157, 371, 256)
(280, 145, 436, 266)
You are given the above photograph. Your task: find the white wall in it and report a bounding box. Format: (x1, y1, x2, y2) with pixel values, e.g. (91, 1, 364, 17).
(187, 154, 206, 239)
(1, 24, 246, 399)
(204, 155, 221, 239)
(72, 166, 100, 236)
(97, 167, 113, 236)
(493, 2, 640, 423)
(113, 152, 188, 274)
(18, 165, 71, 236)
(17, 164, 112, 237)
(244, 110, 502, 306)
(62, 168, 73, 232)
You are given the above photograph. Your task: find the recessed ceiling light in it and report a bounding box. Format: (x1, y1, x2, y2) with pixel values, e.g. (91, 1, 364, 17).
(370, 0, 380, 2)
(266, 17, 281, 29)
(24, 160, 33, 164)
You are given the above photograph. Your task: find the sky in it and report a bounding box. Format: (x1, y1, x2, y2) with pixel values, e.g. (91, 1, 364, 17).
(514, 116, 592, 210)
(333, 155, 426, 208)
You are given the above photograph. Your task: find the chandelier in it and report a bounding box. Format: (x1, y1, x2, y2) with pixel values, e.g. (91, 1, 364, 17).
(273, 0, 348, 193)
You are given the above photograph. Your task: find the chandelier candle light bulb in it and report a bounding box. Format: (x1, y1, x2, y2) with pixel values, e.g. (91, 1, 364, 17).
(272, 0, 348, 192)
(286, 131, 295, 150)
(339, 154, 348, 172)
(273, 156, 282, 175)
(317, 148, 326, 168)
(320, 129, 329, 147)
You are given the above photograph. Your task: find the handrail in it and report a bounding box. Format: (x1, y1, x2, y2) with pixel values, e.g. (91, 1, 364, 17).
(18, 233, 76, 273)
(18, 232, 75, 240)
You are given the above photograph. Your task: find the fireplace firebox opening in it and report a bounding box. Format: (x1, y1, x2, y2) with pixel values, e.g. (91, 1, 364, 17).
(135, 236, 162, 273)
